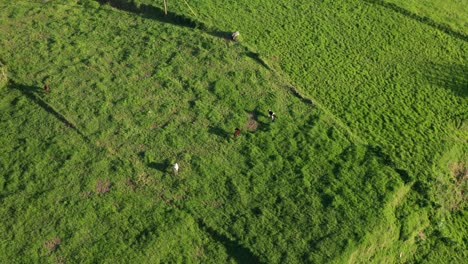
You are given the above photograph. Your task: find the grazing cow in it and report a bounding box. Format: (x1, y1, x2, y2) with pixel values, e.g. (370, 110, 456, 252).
(231, 31, 240, 41)
(44, 84, 49, 93)
(173, 163, 179, 175)
(268, 109, 276, 122)
(234, 128, 241, 140)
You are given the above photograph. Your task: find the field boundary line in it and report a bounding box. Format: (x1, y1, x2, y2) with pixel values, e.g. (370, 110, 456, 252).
(242, 46, 367, 145)
(363, 0, 468, 42)
(275, 70, 367, 145)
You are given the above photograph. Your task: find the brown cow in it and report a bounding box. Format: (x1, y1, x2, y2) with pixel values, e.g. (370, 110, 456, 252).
(44, 84, 49, 93)
(234, 128, 241, 140)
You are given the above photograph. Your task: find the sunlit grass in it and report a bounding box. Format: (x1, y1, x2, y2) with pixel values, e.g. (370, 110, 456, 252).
(0, 0, 466, 262)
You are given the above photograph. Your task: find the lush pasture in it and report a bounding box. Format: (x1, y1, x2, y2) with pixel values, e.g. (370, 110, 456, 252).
(0, 1, 411, 263)
(0, 0, 466, 263)
(163, 0, 467, 172)
(161, 0, 468, 259)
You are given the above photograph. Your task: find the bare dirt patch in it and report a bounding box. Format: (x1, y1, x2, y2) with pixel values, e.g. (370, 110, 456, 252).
(417, 230, 426, 241)
(447, 162, 467, 211)
(245, 112, 258, 131)
(125, 178, 138, 192)
(96, 179, 111, 195)
(449, 162, 468, 182)
(44, 237, 61, 254)
(194, 246, 205, 259)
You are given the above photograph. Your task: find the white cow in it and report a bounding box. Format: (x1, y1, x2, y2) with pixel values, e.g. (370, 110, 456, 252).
(231, 31, 240, 40)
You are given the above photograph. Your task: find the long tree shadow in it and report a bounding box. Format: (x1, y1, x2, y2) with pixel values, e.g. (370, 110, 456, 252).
(9, 81, 91, 143)
(197, 219, 261, 263)
(98, 0, 281, 79)
(98, 0, 208, 30)
(423, 63, 467, 98)
(363, 0, 467, 42)
(98, 0, 242, 42)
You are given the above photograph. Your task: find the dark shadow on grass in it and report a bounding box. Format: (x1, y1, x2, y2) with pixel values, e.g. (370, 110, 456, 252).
(363, 0, 467, 42)
(308, 231, 339, 252)
(188, 99, 196, 108)
(423, 63, 467, 98)
(208, 126, 228, 139)
(366, 145, 414, 184)
(249, 108, 266, 120)
(139, 151, 171, 173)
(366, 145, 392, 166)
(395, 169, 412, 184)
(245, 52, 271, 70)
(9, 81, 90, 143)
(148, 162, 167, 173)
(197, 219, 262, 263)
(287, 85, 314, 106)
(98, 0, 208, 30)
(208, 30, 233, 39)
(251, 207, 262, 216)
(321, 193, 334, 207)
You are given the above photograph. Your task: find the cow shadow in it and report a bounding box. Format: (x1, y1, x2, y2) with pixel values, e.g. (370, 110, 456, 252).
(148, 161, 168, 173)
(208, 126, 229, 139)
(208, 30, 233, 40)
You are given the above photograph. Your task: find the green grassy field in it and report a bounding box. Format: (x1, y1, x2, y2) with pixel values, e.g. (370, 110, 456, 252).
(0, 0, 467, 263)
(152, 0, 468, 260)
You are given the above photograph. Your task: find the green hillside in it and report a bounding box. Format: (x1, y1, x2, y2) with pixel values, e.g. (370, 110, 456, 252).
(0, 0, 466, 263)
